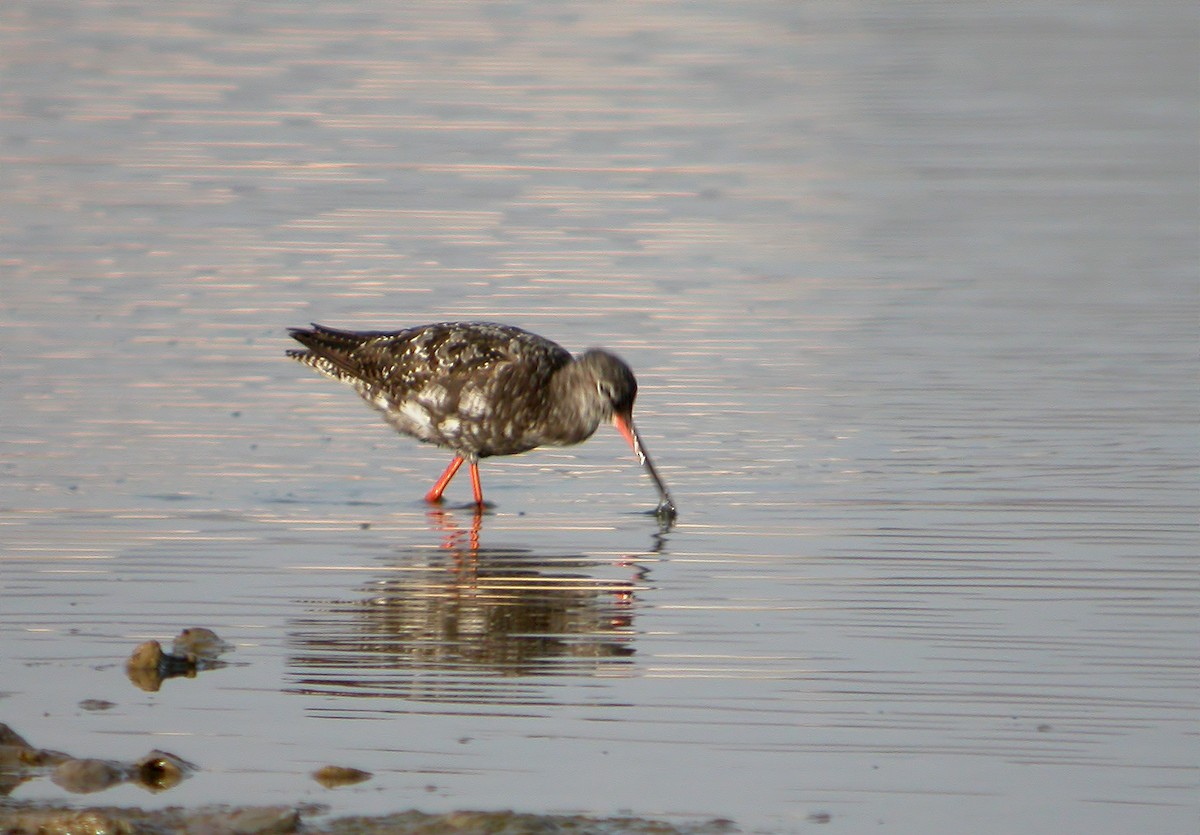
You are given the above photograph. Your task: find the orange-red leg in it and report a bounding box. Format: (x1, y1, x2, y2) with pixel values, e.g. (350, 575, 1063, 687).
(469, 461, 483, 506)
(424, 455, 485, 506)
(425, 455, 465, 503)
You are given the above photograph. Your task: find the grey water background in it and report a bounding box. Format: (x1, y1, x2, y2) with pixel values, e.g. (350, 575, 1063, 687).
(1, 1, 1196, 832)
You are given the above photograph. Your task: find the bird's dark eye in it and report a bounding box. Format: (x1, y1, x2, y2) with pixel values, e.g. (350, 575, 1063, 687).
(597, 381, 616, 401)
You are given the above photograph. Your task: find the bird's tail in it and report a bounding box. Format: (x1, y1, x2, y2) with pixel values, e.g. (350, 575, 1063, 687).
(286, 323, 372, 383)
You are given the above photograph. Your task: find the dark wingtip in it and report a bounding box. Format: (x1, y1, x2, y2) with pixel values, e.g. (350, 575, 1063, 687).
(285, 324, 367, 378)
(287, 326, 313, 351)
(288, 323, 344, 350)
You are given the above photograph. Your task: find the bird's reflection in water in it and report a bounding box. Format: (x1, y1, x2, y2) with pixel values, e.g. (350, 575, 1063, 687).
(286, 508, 659, 707)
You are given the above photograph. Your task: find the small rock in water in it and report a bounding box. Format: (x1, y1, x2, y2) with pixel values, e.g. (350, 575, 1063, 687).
(79, 698, 117, 712)
(125, 640, 166, 672)
(125, 640, 186, 692)
(125, 629, 233, 691)
(0, 723, 69, 771)
(312, 764, 373, 788)
(51, 758, 128, 794)
(0, 723, 194, 798)
(134, 750, 196, 792)
(172, 627, 234, 661)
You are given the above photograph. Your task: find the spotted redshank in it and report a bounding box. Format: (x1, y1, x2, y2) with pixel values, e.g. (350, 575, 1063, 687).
(287, 322, 676, 520)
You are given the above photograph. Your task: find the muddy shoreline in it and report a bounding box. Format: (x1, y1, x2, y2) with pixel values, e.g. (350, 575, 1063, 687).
(1, 722, 740, 834)
(0, 800, 738, 835)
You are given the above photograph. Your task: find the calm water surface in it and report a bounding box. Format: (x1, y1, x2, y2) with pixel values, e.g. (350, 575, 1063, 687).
(1, 1, 1196, 832)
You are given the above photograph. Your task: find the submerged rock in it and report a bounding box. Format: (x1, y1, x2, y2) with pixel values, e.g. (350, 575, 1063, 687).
(312, 765, 372, 788)
(172, 627, 235, 661)
(51, 758, 128, 794)
(0, 723, 193, 797)
(79, 698, 118, 712)
(125, 640, 184, 691)
(125, 629, 233, 692)
(0, 722, 70, 795)
(133, 750, 197, 792)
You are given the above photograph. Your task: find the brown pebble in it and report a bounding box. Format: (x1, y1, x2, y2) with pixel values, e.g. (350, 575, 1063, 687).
(125, 639, 205, 691)
(125, 640, 165, 671)
(312, 764, 372, 788)
(134, 749, 196, 792)
(125, 640, 170, 692)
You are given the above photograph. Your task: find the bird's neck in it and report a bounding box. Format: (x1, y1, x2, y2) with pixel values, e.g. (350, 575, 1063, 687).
(540, 361, 607, 446)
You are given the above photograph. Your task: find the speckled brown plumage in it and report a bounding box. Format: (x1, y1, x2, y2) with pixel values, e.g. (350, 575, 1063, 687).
(287, 322, 675, 518)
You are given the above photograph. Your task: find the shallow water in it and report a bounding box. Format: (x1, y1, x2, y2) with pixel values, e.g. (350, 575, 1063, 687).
(1, 1, 1196, 832)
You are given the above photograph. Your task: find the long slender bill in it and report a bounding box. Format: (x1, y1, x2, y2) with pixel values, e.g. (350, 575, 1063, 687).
(613, 413, 677, 522)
